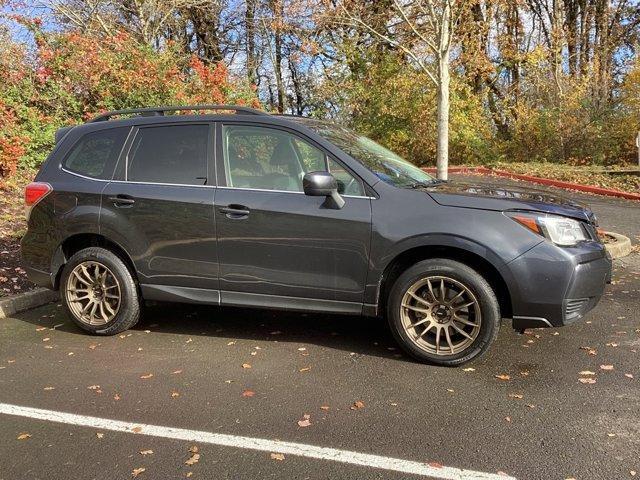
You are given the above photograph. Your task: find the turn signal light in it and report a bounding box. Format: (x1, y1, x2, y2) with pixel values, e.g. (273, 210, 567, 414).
(512, 215, 541, 234)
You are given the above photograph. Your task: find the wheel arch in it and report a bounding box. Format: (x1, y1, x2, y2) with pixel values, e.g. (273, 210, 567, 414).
(376, 242, 514, 320)
(52, 233, 137, 289)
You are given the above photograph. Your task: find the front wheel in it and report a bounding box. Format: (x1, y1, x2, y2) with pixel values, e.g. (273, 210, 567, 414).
(387, 258, 500, 366)
(60, 247, 141, 335)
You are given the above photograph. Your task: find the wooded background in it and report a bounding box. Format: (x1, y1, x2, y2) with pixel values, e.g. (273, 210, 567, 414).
(1, 0, 639, 179)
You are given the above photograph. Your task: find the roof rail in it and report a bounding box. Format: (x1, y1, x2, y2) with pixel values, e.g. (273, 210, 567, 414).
(88, 105, 267, 123)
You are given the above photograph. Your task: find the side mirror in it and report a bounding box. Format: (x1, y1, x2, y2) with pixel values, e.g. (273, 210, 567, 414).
(303, 171, 345, 209)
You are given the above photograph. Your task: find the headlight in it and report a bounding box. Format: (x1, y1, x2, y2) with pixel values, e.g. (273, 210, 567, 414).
(508, 212, 589, 246)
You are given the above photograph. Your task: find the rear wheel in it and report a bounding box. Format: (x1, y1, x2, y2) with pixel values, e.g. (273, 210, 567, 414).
(60, 247, 140, 335)
(387, 258, 500, 366)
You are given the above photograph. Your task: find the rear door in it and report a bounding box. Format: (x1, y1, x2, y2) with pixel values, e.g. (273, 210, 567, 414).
(100, 123, 219, 292)
(214, 122, 372, 311)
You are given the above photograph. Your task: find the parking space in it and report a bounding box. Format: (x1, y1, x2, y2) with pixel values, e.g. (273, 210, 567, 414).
(1, 178, 639, 479)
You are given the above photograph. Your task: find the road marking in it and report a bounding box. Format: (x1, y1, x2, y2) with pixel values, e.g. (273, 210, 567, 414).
(0, 402, 514, 480)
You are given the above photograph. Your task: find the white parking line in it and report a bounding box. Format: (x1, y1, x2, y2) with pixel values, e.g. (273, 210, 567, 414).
(0, 402, 514, 480)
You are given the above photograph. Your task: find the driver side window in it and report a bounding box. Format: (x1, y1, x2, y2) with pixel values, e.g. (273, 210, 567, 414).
(222, 125, 325, 192)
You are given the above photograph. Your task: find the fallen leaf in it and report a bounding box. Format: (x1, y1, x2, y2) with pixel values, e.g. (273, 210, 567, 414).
(172, 369, 183, 375)
(578, 378, 597, 384)
(297, 347, 306, 351)
(114, 393, 121, 401)
(351, 400, 365, 410)
(87, 385, 100, 390)
(171, 391, 180, 398)
(579, 371, 596, 376)
(505, 416, 511, 422)
(185, 453, 200, 466)
(140, 373, 154, 379)
(508, 393, 523, 399)
(427, 462, 443, 469)
(35, 327, 47, 331)
(462, 367, 475, 372)
(43, 386, 55, 391)
(297, 414, 311, 427)
(96, 432, 104, 439)
(88, 344, 98, 350)
(320, 405, 330, 411)
(599, 364, 614, 371)
(446, 389, 454, 393)
(189, 445, 199, 453)
(270, 453, 285, 461)
(241, 389, 255, 397)
(131, 467, 145, 477)
(227, 341, 236, 346)
(606, 342, 618, 347)
(525, 404, 536, 409)
(242, 363, 251, 369)
(299, 367, 311, 372)
(625, 373, 634, 379)
(494, 374, 510, 381)
(606, 433, 616, 437)
(140, 449, 154, 455)
(132, 426, 142, 433)
(42, 338, 50, 342)
(17, 433, 30, 440)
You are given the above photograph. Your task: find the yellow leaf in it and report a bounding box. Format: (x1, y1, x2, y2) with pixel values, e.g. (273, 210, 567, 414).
(270, 452, 285, 461)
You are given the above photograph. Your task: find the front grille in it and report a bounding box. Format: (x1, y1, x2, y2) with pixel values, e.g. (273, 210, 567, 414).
(565, 298, 589, 320)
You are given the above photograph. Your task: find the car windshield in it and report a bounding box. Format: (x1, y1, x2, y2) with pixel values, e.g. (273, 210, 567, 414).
(301, 121, 437, 188)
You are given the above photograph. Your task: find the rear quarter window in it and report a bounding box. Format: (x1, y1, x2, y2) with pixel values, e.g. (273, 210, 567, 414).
(63, 127, 129, 180)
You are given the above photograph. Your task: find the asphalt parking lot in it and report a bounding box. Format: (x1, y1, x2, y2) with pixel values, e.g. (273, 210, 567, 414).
(1, 176, 639, 480)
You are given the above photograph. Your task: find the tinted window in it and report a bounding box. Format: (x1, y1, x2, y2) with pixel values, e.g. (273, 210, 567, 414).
(63, 127, 129, 180)
(127, 125, 209, 185)
(328, 158, 365, 196)
(223, 125, 325, 192)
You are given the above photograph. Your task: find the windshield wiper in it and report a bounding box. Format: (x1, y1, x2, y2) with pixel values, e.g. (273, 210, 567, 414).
(406, 179, 446, 189)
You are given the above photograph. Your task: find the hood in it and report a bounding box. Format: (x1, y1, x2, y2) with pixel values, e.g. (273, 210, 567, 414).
(424, 180, 596, 223)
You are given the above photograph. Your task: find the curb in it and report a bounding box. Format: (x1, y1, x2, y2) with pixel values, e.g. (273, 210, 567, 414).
(423, 166, 640, 201)
(0, 288, 59, 318)
(604, 231, 632, 259)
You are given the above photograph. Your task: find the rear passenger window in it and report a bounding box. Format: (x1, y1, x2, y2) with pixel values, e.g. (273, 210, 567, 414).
(63, 127, 129, 180)
(127, 125, 209, 185)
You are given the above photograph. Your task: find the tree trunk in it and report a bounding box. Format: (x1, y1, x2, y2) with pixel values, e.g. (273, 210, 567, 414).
(436, 54, 450, 181)
(246, 0, 258, 86)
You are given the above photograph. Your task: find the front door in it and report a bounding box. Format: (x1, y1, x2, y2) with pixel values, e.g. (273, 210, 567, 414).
(100, 123, 218, 291)
(215, 123, 371, 312)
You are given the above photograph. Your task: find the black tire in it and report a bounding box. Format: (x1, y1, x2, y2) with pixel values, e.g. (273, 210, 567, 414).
(386, 258, 500, 366)
(60, 247, 141, 335)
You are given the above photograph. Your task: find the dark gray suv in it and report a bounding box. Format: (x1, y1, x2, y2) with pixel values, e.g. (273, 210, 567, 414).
(21, 105, 612, 365)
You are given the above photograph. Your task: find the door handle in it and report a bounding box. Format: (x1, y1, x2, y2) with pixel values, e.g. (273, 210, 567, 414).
(220, 204, 250, 219)
(108, 195, 136, 207)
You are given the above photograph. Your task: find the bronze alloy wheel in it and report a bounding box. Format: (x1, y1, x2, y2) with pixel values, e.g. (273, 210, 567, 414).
(65, 261, 121, 326)
(399, 276, 482, 356)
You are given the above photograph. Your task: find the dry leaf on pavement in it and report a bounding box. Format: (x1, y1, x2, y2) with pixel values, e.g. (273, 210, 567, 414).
(185, 453, 200, 466)
(17, 433, 30, 440)
(579, 371, 596, 376)
(599, 365, 614, 371)
(139, 450, 153, 455)
(494, 374, 510, 381)
(270, 453, 285, 461)
(242, 389, 255, 397)
(140, 373, 154, 379)
(351, 400, 365, 410)
(578, 378, 597, 384)
(297, 414, 311, 427)
(242, 363, 251, 369)
(131, 467, 145, 477)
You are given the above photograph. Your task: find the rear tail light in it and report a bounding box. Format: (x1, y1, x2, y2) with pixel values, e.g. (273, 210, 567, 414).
(25, 182, 52, 220)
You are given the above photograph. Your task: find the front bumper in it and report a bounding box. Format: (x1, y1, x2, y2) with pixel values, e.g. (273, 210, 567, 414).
(508, 240, 611, 329)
